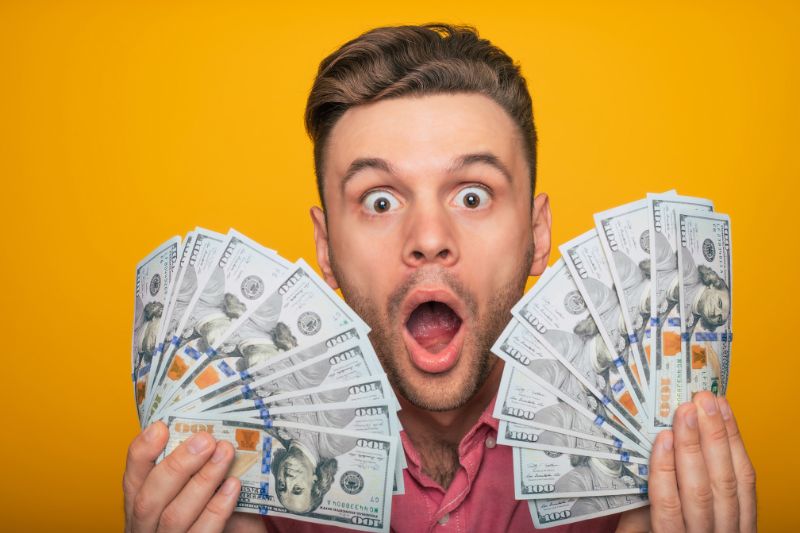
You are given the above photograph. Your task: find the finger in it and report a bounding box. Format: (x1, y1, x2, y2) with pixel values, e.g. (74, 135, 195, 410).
(156, 441, 236, 533)
(718, 397, 757, 533)
(693, 392, 739, 533)
(188, 477, 241, 533)
(649, 430, 685, 533)
(673, 402, 713, 533)
(132, 431, 216, 533)
(124, 422, 169, 529)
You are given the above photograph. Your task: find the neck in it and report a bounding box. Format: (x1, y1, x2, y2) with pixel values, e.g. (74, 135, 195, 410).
(396, 358, 504, 488)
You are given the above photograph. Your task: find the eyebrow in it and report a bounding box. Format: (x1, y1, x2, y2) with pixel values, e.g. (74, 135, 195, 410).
(339, 151, 513, 192)
(448, 152, 513, 183)
(341, 158, 394, 190)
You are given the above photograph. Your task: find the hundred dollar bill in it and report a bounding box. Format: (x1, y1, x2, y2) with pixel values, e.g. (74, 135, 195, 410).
(219, 381, 407, 493)
(149, 230, 194, 383)
(146, 228, 227, 418)
(513, 447, 648, 500)
(216, 395, 407, 496)
(197, 369, 409, 487)
(676, 210, 732, 396)
(159, 260, 371, 412)
(559, 230, 649, 427)
(149, 230, 232, 419)
(162, 416, 397, 532)
(147, 229, 227, 419)
(647, 194, 713, 430)
(170, 328, 376, 414)
(150, 231, 292, 419)
(498, 420, 648, 466)
(529, 494, 649, 529)
(493, 366, 648, 459)
(132, 236, 180, 425)
(493, 320, 649, 454)
(224, 401, 395, 438)
(204, 375, 395, 418)
(594, 199, 654, 391)
(512, 259, 650, 443)
(202, 341, 385, 416)
(260, 420, 397, 532)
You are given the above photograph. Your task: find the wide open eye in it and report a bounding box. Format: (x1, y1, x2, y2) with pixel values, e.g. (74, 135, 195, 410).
(453, 186, 491, 209)
(362, 190, 401, 214)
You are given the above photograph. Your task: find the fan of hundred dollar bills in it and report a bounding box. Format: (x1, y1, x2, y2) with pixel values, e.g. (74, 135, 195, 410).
(492, 192, 733, 528)
(132, 230, 405, 531)
(130, 192, 732, 531)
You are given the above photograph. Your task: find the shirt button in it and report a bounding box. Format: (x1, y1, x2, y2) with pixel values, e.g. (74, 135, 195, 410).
(485, 436, 496, 449)
(438, 513, 450, 525)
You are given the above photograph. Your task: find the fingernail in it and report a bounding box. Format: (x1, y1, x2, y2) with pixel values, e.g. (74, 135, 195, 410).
(684, 406, 698, 429)
(211, 443, 228, 464)
(661, 431, 673, 452)
(187, 433, 211, 454)
(719, 398, 732, 421)
(700, 395, 718, 416)
(221, 477, 238, 496)
(143, 423, 160, 442)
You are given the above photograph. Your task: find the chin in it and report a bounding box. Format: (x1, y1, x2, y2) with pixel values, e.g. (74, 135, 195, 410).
(393, 340, 495, 412)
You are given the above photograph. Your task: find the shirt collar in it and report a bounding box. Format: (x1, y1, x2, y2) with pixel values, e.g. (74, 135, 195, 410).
(400, 391, 499, 468)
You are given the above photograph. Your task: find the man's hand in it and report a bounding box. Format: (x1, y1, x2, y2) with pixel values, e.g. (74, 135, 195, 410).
(123, 421, 244, 533)
(617, 392, 757, 532)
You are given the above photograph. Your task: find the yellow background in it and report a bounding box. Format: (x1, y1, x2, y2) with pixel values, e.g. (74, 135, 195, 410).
(1, 1, 797, 530)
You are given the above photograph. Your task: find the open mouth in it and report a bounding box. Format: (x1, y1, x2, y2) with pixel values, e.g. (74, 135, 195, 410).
(401, 291, 466, 374)
(406, 301, 462, 353)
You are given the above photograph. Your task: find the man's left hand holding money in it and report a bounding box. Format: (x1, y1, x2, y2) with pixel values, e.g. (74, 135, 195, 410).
(617, 391, 757, 532)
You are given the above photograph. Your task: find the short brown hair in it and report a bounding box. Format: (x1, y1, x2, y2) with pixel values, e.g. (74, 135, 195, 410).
(304, 23, 537, 207)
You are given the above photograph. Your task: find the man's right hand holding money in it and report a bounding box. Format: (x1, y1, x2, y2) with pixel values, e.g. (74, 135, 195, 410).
(123, 421, 245, 533)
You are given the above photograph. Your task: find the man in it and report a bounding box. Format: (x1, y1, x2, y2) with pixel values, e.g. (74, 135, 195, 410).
(123, 24, 756, 532)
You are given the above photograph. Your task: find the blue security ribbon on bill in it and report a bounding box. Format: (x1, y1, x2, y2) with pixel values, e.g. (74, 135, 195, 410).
(686, 331, 733, 342)
(218, 360, 235, 377)
(185, 346, 202, 360)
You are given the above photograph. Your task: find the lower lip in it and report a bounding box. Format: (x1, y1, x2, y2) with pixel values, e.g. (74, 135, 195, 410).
(401, 323, 465, 374)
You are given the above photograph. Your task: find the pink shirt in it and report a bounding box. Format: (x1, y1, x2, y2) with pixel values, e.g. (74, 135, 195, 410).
(262, 396, 621, 532)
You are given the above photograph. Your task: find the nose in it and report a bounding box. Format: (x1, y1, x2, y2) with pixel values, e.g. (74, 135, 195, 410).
(402, 201, 459, 269)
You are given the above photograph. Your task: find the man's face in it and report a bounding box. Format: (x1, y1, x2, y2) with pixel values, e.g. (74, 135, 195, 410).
(276, 450, 317, 513)
(311, 93, 551, 411)
(698, 287, 730, 328)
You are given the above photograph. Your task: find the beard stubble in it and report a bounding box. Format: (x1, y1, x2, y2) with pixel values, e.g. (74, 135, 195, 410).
(329, 245, 533, 412)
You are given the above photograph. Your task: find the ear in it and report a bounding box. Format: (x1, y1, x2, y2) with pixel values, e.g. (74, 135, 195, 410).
(310, 206, 340, 290)
(530, 193, 552, 276)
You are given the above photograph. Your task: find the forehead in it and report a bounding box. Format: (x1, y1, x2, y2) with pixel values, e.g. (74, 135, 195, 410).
(323, 93, 527, 183)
